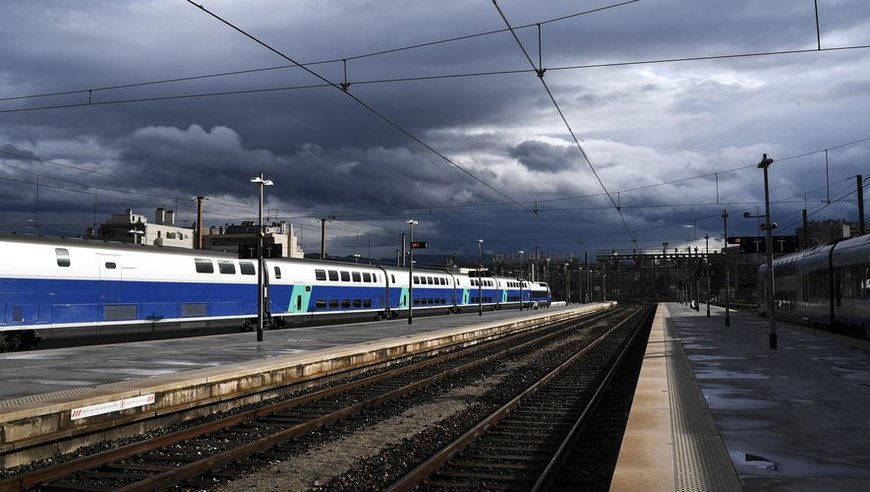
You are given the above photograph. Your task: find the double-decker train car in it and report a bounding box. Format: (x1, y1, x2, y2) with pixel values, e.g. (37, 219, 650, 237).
(758, 233, 870, 338)
(0, 235, 552, 351)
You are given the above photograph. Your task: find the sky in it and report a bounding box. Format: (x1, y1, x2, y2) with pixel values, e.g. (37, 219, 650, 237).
(1, 0, 869, 266)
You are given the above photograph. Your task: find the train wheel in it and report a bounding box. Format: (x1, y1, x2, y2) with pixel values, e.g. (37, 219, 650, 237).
(0, 333, 22, 353)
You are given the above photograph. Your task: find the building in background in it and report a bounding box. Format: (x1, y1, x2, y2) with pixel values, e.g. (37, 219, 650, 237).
(91, 208, 193, 248)
(797, 219, 864, 247)
(203, 220, 305, 259)
(89, 209, 304, 258)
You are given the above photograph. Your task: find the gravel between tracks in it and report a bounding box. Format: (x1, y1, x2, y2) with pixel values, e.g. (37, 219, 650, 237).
(214, 337, 565, 491)
(216, 375, 503, 491)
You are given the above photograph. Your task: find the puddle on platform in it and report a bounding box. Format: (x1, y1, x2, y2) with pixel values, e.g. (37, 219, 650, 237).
(694, 368, 769, 380)
(702, 386, 780, 410)
(742, 452, 778, 470)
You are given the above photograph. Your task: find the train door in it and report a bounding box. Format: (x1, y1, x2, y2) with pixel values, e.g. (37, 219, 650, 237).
(98, 254, 122, 304)
(97, 254, 132, 333)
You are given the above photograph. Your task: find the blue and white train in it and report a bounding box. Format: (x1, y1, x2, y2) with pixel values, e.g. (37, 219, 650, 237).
(758, 233, 870, 338)
(0, 235, 552, 351)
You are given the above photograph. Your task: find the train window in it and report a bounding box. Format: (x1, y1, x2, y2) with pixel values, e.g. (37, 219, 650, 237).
(353, 299, 362, 308)
(105, 262, 117, 269)
(194, 258, 214, 274)
(104, 305, 137, 321)
(391, 274, 396, 283)
(427, 276, 433, 284)
(364, 299, 372, 308)
(352, 272, 361, 282)
(240, 262, 255, 275)
(315, 269, 326, 281)
(413, 275, 419, 284)
(218, 260, 236, 275)
(181, 303, 207, 317)
(373, 274, 378, 283)
(340, 271, 351, 282)
(55, 248, 71, 267)
(329, 299, 339, 308)
(273, 266, 281, 279)
(315, 299, 327, 309)
(341, 299, 351, 308)
(296, 296, 302, 311)
(328, 270, 339, 281)
(364, 272, 372, 282)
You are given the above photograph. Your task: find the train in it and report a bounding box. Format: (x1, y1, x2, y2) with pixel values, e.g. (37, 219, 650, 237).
(757, 232, 870, 338)
(0, 234, 552, 351)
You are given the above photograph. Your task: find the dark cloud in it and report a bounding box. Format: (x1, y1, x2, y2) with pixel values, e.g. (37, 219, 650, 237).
(509, 140, 576, 173)
(1, 0, 869, 258)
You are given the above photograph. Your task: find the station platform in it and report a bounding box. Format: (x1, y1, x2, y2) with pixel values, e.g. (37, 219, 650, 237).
(0, 303, 612, 467)
(611, 302, 870, 492)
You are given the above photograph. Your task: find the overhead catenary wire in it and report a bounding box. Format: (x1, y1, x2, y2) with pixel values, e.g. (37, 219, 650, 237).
(185, 0, 574, 240)
(491, 0, 635, 242)
(0, 2, 640, 107)
(2, 3, 867, 251)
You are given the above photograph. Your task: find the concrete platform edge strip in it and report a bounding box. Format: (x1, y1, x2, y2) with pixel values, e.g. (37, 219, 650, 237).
(666, 305, 743, 492)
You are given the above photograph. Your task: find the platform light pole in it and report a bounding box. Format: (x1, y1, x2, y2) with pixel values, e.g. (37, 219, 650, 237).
(758, 153, 777, 349)
(517, 250, 524, 311)
(478, 239, 484, 316)
(407, 218, 418, 325)
(250, 173, 273, 342)
(722, 210, 731, 326)
(564, 263, 570, 304)
(705, 233, 711, 317)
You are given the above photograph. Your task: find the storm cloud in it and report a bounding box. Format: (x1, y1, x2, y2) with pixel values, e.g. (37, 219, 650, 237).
(1, 0, 869, 260)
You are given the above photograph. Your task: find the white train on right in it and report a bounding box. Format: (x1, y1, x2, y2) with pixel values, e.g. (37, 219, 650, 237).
(758, 233, 870, 338)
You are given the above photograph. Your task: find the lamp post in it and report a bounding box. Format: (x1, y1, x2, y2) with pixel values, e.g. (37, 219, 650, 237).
(662, 242, 669, 301)
(705, 233, 711, 317)
(250, 173, 273, 342)
(758, 153, 777, 349)
(517, 250, 524, 311)
(477, 239, 483, 316)
(722, 210, 731, 326)
(407, 218, 418, 325)
(353, 253, 360, 263)
(564, 263, 570, 303)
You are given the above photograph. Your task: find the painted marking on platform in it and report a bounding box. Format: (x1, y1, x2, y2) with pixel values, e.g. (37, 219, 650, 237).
(70, 394, 155, 420)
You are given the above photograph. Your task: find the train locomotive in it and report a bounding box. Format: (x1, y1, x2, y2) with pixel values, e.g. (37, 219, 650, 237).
(0, 234, 552, 351)
(758, 233, 870, 338)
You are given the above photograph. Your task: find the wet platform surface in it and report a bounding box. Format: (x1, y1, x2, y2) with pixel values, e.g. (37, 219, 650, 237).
(612, 302, 870, 491)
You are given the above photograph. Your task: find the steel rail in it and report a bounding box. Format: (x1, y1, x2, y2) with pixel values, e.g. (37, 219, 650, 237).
(530, 306, 653, 491)
(1, 309, 618, 491)
(384, 306, 644, 491)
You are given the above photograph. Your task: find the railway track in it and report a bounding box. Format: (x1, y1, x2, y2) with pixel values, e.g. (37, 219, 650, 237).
(0, 306, 632, 491)
(383, 305, 653, 491)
